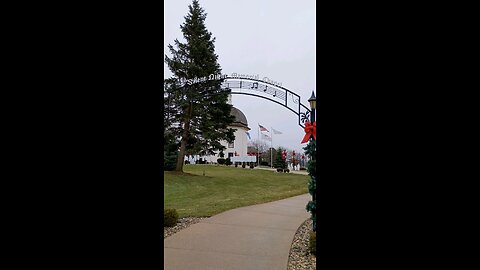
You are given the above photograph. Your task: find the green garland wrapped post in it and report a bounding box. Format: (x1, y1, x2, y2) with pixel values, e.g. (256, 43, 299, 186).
(304, 139, 316, 231)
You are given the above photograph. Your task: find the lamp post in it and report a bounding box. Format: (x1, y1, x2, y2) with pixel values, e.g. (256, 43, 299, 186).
(308, 91, 316, 231)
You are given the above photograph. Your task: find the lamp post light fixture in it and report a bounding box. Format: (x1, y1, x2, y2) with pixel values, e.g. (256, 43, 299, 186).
(308, 91, 316, 123)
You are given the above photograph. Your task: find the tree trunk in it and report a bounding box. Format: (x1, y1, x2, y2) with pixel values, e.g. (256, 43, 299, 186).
(175, 128, 188, 172)
(175, 103, 192, 172)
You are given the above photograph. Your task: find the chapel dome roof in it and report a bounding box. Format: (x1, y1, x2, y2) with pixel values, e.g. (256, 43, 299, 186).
(230, 107, 249, 130)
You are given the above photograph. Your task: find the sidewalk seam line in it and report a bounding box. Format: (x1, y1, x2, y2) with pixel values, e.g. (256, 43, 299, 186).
(164, 246, 287, 259)
(199, 221, 298, 232)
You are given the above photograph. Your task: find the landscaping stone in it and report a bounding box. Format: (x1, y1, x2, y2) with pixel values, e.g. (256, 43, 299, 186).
(164, 217, 207, 239)
(288, 218, 316, 270)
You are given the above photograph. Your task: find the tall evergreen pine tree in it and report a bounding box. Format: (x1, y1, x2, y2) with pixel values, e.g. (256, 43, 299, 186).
(164, 0, 235, 172)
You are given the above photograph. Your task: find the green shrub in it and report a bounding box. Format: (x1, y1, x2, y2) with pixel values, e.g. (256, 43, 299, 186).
(225, 158, 232, 166)
(164, 143, 178, 171)
(217, 158, 225, 165)
(260, 161, 268, 166)
(164, 209, 179, 227)
(309, 231, 316, 255)
(273, 147, 287, 169)
(164, 153, 177, 171)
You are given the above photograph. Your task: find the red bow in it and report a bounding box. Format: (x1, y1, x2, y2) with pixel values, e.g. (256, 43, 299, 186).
(301, 121, 316, 143)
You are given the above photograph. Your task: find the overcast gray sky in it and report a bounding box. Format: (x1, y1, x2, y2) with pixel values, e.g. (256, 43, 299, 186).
(164, 0, 316, 154)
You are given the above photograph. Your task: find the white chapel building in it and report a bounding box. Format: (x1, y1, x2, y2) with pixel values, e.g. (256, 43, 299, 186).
(185, 95, 252, 164)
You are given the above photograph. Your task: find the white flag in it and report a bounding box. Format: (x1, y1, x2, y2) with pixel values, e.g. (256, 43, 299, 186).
(272, 128, 282, 135)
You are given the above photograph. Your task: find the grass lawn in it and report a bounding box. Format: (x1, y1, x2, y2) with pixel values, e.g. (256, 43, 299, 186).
(164, 165, 309, 218)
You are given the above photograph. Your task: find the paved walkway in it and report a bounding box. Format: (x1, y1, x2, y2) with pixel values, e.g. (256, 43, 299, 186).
(164, 194, 311, 270)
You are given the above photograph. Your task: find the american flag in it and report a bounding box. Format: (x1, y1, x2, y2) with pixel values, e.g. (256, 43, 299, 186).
(258, 124, 269, 132)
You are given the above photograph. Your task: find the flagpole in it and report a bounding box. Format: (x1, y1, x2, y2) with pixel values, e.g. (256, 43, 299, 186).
(270, 127, 273, 168)
(257, 123, 260, 167)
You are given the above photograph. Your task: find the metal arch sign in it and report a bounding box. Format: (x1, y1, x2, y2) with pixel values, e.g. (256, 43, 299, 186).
(174, 73, 312, 128)
(221, 76, 311, 129)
